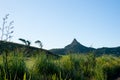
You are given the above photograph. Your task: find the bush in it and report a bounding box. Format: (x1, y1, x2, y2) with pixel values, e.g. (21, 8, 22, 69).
(33, 54, 60, 80)
(0, 52, 29, 80)
(1, 51, 120, 80)
(96, 55, 120, 80)
(8, 54, 28, 80)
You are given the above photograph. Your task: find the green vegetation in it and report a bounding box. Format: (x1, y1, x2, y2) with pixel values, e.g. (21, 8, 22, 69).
(0, 51, 120, 80)
(50, 39, 120, 55)
(1, 13, 120, 80)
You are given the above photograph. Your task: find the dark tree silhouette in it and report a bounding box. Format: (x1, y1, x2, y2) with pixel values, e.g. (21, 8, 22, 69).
(19, 38, 27, 45)
(19, 38, 31, 46)
(35, 40, 43, 49)
(26, 40, 31, 46)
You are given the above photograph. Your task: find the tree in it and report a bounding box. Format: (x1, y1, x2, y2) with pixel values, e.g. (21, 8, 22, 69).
(0, 14, 14, 41)
(19, 38, 31, 46)
(19, 38, 27, 45)
(26, 40, 31, 46)
(35, 40, 43, 49)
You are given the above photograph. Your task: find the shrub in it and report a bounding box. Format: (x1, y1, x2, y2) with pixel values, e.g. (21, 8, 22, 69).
(96, 55, 120, 80)
(33, 54, 60, 80)
(0, 52, 29, 80)
(8, 54, 28, 80)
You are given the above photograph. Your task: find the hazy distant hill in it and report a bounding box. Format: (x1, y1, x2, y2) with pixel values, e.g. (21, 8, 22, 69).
(50, 39, 120, 55)
(0, 41, 58, 57)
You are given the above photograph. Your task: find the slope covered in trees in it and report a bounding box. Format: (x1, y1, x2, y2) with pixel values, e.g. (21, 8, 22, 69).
(0, 41, 58, 57)
(50, 39, 120, 56)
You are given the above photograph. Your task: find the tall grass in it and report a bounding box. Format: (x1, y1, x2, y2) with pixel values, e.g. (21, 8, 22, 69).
(0, 51, 29, 80)
(31, 54, 60, 80)
(0, 51, 120, 80)
(96, 55, 120, 80)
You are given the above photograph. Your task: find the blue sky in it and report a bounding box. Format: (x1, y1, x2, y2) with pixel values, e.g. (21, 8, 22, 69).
(0, 0, 120, 49)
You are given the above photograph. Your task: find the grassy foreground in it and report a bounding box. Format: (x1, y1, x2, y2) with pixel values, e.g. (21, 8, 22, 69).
(0, 51, 120, 80)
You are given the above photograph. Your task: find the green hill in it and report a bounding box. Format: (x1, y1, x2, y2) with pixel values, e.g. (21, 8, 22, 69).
(50, 39, 120, 56)
(0, 41, 58, 57)
(50, 39, 94, 54)
(1, 40, 120, 56)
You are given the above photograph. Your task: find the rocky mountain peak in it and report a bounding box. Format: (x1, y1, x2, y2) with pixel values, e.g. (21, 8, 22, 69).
(71, 38, 79, 45)
(65, 38, 85, 49)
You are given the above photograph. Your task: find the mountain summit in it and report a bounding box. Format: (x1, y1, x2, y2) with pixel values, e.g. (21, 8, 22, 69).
(50, 39, 120, 55)
(65, 39, 93, 53)
(71, 38, 79, 45)
(50, 39, 94, 54)
(65, 39, 86, 49)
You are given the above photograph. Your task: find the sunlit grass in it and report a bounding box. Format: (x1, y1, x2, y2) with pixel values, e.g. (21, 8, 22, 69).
(25, 57, 36, 69)
(0, 51, 120, 80)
